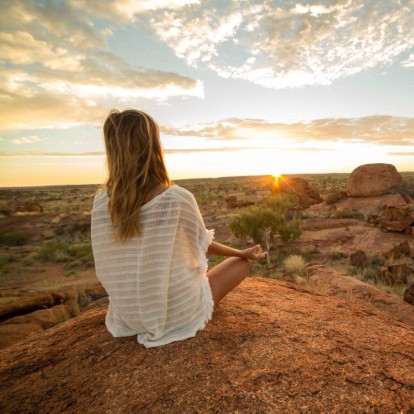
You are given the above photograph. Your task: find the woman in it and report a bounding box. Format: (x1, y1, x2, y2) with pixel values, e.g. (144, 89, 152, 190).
(91, 109, 266, 348)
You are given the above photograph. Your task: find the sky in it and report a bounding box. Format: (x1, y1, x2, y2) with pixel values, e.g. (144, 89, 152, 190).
(0, 0, 413, 187)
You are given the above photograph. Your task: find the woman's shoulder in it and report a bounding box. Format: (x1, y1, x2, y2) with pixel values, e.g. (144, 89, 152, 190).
(169, 185, 197, 205)
(92, 189, 108, 210)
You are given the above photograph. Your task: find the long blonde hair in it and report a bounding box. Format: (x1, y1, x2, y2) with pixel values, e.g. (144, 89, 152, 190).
(103, 109, 170, 241)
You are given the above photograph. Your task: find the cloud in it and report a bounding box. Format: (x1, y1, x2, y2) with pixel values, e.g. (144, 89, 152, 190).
(0, 1, 203, 130)
(11, 136, 42, 145)
(388, 152, 414, 156)
(0, 88, 105, 130)
(401, 53, 414, 68)
(162, 116, 414, 146)
(0, 151, 105, 158)
(0, 145, 334, 159)
(69, 0, 200, 22)
(144, 0, 414, 88)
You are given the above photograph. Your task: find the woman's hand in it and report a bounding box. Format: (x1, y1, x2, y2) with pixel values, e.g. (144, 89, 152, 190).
(241, 245, 267, 261)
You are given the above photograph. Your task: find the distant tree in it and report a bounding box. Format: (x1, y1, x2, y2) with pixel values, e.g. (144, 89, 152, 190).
(230, 193, 302, 248)
(230, 206, 283, 245)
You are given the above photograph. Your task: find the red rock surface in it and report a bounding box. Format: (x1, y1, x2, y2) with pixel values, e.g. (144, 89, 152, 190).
(307, 265, 414, 327)
(1, 277, 413, 414)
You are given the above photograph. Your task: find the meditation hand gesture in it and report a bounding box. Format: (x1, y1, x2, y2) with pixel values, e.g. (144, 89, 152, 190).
(241, 245, 267, 261)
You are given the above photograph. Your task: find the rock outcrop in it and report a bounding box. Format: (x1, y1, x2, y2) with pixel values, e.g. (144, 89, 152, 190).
(307, 265, 414, 325)
(0, 284, 107, 349)
(273, 176, 323, 208)
(379, 193, 414, 234)
(347, 163, 402, 197)
(323, 191, 347, 205)
(1, 277, 414, 414)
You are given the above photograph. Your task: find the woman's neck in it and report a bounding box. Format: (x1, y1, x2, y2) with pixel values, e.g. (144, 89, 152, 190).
(144, 183, 170, 204)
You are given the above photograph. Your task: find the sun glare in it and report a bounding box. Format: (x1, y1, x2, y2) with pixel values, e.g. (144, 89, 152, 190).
(272, 174, 283, 191)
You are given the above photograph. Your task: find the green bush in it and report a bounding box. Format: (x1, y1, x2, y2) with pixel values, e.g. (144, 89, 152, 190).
(67, 243, 94, 266)
(230, 206, 284, 244)
(266, 193, 298, 214)
(230, 193, 302, 245)
(0, 230, 30, 246)
(35, 240, 68, 263)
(330, 251, 343, 260)
(334, 209, 364, 220)
(277, 219, 302, 244)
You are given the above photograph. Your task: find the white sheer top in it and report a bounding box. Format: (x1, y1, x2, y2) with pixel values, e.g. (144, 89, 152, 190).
(91, 185, 214, 348)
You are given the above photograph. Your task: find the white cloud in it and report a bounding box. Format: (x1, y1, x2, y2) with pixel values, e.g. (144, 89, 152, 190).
(0, 31, 84, 71)
(162, 116, 414, 146)
(401, 53, 414, 68)
(11, 136, 42, 145)
(151, 10, 242, 66)
(145, 0, 414, 88)
(70, 0, 199, 22)
(0, 1, 204, 130)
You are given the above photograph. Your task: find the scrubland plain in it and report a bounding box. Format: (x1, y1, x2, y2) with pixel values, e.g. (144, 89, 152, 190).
(0, 172, 413, 349)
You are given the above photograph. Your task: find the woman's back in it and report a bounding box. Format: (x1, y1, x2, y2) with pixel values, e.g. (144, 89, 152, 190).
(91, 185, 214, 348)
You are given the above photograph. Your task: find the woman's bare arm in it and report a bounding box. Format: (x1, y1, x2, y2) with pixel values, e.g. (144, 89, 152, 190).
(207, 241, 266, 261)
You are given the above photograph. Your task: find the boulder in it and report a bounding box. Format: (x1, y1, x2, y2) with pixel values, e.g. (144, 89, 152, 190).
(349, 250, 368, 268)
(0, 293, 55, 321)
(323, 191, 347, 205)
(273, 176, 322, 208)
(1, 277, 414, 414)
(404, 283, 414, 306)
(379, 195, 414, 233)
(347, 164, 402, 197)
(2, 304, 71, 331)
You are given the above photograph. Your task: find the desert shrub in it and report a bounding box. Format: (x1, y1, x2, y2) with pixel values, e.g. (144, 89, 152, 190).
(0, 230, 30, 246)
(266, 193, 298, 215)
(334, 209, 364, 220)
(35, 240, 94, 267)
(230, 197, 301, 245)
(284, 255, 307, 276)
(368, 253, 385, 267)
(230, 206, 284, 244)
(35, 240, 69, 263)
(330, 250, 343, 260)
(67, 243, 93, 264)
(361, 266, 379, 283)
(301, 249, 316, 262)
(277, 219, 302, 244)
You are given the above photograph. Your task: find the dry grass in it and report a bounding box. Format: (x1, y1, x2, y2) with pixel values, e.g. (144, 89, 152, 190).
(284, 255, 307, 277)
